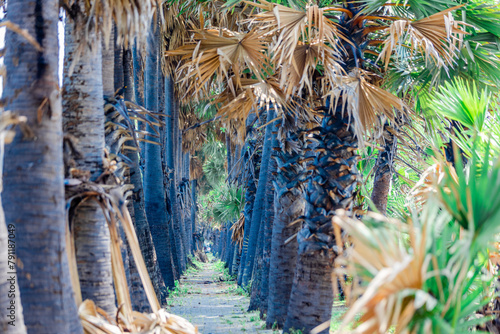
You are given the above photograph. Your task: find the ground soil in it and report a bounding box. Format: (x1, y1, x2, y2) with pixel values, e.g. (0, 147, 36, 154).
(167, 262, 275, 334)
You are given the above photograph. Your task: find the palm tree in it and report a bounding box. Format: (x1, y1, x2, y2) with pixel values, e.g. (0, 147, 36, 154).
(266, 119, 307, 328)
(2, 1, 83, 332)
(143, 23, 178, 288)
(241, 107, 276, 286)
(0, 114, 27, 333)
(167, 0, 468, 330)
(246, 3, 466, 331)
(63, 7, 117, 314)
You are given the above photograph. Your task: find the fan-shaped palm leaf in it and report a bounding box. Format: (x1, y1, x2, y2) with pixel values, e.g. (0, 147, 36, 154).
(167, 28, 269, 96)
(378, 6, 468, 70)
(432, 78, 490, 132)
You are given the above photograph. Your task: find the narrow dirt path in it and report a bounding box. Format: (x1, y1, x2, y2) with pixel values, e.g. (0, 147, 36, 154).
(166, 262, 275, 334)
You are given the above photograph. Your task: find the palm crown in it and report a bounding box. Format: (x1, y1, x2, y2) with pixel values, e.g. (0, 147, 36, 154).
(165, 0, 489, 141)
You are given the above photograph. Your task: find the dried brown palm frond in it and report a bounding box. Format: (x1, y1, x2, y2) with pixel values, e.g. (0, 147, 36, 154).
(333, 210, 428, 334)
(79, 299, 199, 334)
(279, 41, 344, 98)
(231, 213, 245, 250)
(190, 156, 204, 181)
(407, 159, 458, 207)
(378, 6, 468, 70)
(180, 107, 207, 154)
(325, 70, 403, 143)
(247, 1, 345, 65)
(0, 20, 42, 52)
(0, 112, 31, 144)
(61, 0, 159, 48)
(214, 76, 297, 141)
(167, 28, 269, 97)
(160, 3, 200, 79)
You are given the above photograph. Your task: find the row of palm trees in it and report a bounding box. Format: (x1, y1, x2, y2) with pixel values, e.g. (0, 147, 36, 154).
(187, 0, 500, 333)
(1, 0, 500, 334)
(0, 0, 203, 333)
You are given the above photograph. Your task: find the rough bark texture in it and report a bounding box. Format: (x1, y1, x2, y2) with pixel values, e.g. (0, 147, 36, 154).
(102, 24, 115, 96)
(0, 140, 27, 334)
(284, 111, 360, 334)
(248, 223, 264, 311)
(63, 11, 117, 315)
(283, 253, 335, 334)
(266, 128, 306, 329)
(370, 125, 396, 214)
(266, 190, 304, 328)
(237, 115, 259, 286)
(257, 122, 278, 317)
(3, 1, 82, 332)
(113, 31, 124, 92)
(166, 79, 186, 274)
(191, 179, 198, 253)
(242, 108, 276, 286)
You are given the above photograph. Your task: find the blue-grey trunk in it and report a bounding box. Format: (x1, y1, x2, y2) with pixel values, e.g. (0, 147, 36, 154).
(237, 115, 259, 286)
(165, 78, 185, 275)
(3, 1, 82, 332)
(266, 126, 306, 329)
(113, 29, 124, 92)
(241, 107, 276, 286)
(249, 117, 278, 311)
(143, 26, 176, 290)
(257, 118, 278, 316)
(191, 179, 198, 252)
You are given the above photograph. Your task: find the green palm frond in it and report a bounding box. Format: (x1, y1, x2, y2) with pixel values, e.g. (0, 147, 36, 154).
(335, 202, 494, 334)
(432, 78, 490, 132)
(437, 143, 500, 241)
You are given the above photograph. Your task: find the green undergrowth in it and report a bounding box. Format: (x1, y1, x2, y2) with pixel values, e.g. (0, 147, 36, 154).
(224, 284, 249, 296)
(185, 255, 204, 275)
(212, 259, 236, 282)
(168, 280, 189, 298)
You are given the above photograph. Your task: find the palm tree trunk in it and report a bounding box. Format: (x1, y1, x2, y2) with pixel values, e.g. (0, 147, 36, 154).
(132, 44, 144, 106)
(237, 128, 258, 286)
(102, 24, 115, 97)
(248, 223, 264, 311)
(284, 253, 335, 333)
(241, 107, 276, 287)
(143, 26, 176, 290)
(3, 1, 82, 332)
(63, 9, 117, 315)
(123, 47, 167, 307)
(231, 246, 241, 277)
(191, 179, 198, 252)
(266, 129, 306, 329)
(127, 147, 171, 300)
(0, 132, 27, 334)
(284, 111, 360, 334)
(113, 31, 124, 92)
(371, 125, 396, 214)
(167, 86, 186, 274)
(249, 117, 278, 312)
(257, 123, 278, 316)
